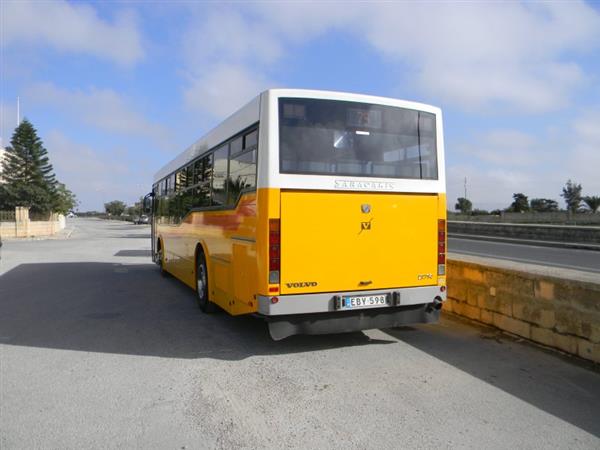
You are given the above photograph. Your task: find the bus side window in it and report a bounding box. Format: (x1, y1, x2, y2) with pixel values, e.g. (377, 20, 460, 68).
(212, 145, 229, 206)
(228, 148, 256, 204)
(244, 129, 257, 149)
(175, 169, 186, 192)
(185, 164, 194, 189)
(193, 154, 213, 208)
(180, 188, 194, 220)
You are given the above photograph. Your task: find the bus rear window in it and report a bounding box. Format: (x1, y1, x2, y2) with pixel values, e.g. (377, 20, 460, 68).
(279, 98, 437, 179)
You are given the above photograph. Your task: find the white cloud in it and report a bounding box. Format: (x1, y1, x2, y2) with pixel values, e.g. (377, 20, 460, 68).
(458, 130, 539, 167)
(183, 64, 271, 119)
(24, 82, 168, 145)
(181, 7, 280, 119)
(3, 0, 143, 66)
(0, 102, 19, 148)
(371, 1, 597, 112)
(196, 1, 600, 114)
(45, 131, 151, 210)
(569, 110, 600, 197)
(182, 9, 281, 67)
(448, 108, 600, 210)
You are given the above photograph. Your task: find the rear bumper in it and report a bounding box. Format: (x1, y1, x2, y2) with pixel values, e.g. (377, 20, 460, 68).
(265, 304, 441, 340)
(258, 285, 445, 316)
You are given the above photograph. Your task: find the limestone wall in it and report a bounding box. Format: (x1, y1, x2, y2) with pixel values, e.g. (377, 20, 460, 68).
(445, 256, 600, 363)
(0, 207, 65, 239)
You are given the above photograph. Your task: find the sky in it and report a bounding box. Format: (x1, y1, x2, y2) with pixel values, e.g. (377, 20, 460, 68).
(1, 0, 600, 211)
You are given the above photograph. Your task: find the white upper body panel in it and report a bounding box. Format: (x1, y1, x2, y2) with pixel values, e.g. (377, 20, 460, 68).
(258, 89, 445, 194)
(154, 89, 445, 194)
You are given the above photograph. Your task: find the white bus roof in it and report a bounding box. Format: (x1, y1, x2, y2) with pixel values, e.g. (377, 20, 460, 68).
(153, 89, 440, 183)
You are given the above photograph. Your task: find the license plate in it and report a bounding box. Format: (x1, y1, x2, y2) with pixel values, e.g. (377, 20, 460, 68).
(337, 294, 389, 310)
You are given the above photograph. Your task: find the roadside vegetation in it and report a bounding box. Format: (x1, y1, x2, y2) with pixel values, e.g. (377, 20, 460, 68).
(452, 180, 600, 225)
(78, 198, 144, 222)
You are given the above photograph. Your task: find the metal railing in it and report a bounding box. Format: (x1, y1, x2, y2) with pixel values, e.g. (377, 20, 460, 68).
(29, 211, 51, 221)
(0, 210, 16, 222)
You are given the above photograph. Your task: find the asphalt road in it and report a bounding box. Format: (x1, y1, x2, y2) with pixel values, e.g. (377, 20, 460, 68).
(449, 237, 600, 274)
(1, 218, 599, 449)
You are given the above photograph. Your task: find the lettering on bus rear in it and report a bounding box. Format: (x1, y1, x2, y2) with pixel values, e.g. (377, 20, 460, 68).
(286, 281, 318, 289)
(334, 180, 395, 191)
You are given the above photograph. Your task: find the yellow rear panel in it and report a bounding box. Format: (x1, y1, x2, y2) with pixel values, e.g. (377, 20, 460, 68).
(280, 191, 439, 295)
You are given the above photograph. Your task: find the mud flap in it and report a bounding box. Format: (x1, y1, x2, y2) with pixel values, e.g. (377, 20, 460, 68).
(267, 304, 440, 340)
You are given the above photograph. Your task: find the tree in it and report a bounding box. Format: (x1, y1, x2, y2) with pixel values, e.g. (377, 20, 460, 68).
(530, 198, 559, 213)
(0, 119, 57, 213)
(104, 200, 126, 216)
(455, 197, 472, 214)
(52, 182, 78, 214)
(583, 195, 600, 213)
(508, 193, 529, 212)
(125, 199, 143, 217)
(561, 180, 582, 214)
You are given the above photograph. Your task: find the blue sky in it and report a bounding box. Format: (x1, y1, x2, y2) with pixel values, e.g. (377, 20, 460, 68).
(2, 1, 600, 211)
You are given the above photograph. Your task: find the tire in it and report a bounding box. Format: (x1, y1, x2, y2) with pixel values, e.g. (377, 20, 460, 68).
(157, 244, 169, 277)
(196, 251, 216, 313)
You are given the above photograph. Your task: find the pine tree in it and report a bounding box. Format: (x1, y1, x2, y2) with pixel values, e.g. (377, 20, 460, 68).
(561, 179, 582, 214)
(0, 119, 57, 213)
(508, 193, 529, 212)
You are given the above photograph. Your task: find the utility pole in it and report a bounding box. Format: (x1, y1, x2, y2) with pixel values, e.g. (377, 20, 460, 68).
(464, 176, 468, 199)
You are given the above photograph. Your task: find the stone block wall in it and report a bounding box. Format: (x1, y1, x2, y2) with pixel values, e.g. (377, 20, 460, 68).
(0, 207, 65, 239)
(445, 258, 600, 363)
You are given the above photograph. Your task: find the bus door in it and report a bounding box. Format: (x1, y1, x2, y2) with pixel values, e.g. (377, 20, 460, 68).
(143, 192, 156, 261)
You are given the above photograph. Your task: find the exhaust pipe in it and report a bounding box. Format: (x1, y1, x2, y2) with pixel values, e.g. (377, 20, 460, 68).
(426, 296, 443, 313)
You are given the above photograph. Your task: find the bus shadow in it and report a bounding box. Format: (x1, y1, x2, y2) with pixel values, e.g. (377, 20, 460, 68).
(0, 262, 393, 361)
(382, 317, 600, 438)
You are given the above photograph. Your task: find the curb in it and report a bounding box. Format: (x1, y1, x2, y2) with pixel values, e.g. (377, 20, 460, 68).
(448, 233, 600, 252)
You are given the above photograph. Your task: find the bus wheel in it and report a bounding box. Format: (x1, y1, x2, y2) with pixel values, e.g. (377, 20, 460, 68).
(196, 252, 216, 313)
(157, 244, 168, 277)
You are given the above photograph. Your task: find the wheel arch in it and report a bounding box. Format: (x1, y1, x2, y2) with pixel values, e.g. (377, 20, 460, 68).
(194, 240, 209, 263)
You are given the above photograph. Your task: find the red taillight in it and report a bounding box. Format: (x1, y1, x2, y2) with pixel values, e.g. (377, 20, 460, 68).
(269, 219, 280, 283)
(438, 219, 446, 273)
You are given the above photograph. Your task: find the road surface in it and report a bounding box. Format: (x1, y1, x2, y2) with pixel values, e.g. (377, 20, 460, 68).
(449, 237, 600, 274)
(1, 219, 599, 449)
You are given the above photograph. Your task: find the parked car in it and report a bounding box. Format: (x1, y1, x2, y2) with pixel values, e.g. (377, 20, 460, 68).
(134, 215, 149, 225)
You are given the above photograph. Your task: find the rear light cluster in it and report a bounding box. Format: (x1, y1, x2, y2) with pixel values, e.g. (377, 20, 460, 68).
(269, 219, 280, 284)
(438, 219, 446, 275)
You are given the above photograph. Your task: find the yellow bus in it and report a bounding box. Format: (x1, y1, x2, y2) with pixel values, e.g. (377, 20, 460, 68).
(149, 89, 447, 339)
